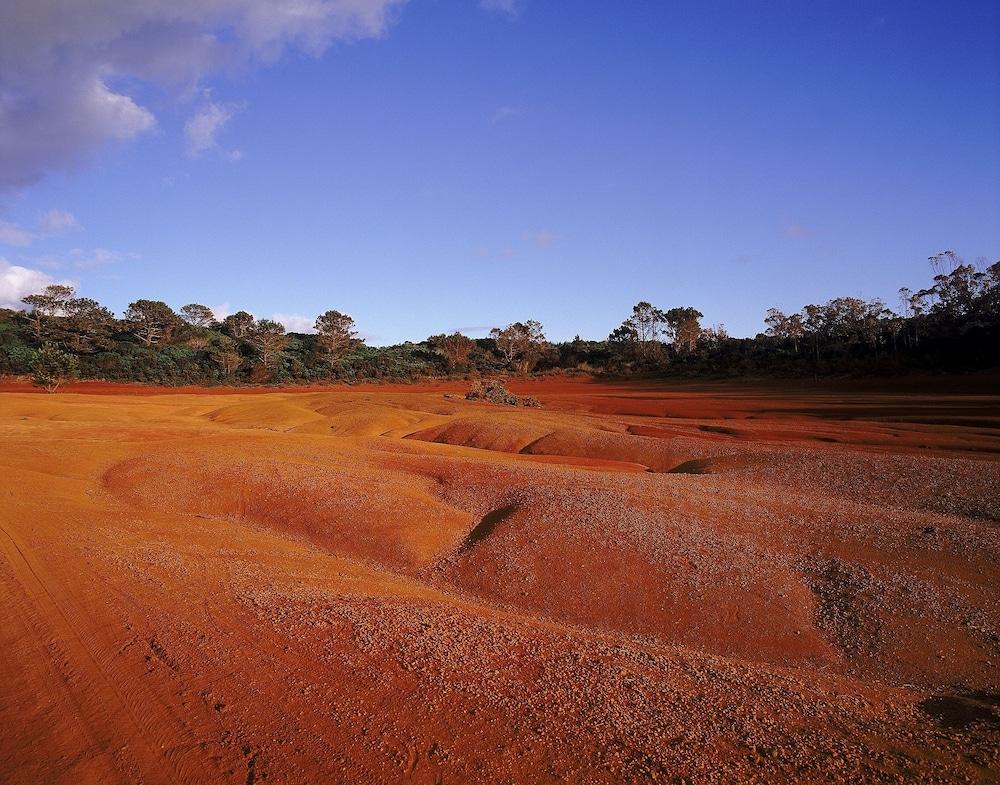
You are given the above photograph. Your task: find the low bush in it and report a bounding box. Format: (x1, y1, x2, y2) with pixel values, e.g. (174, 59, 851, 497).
(466, 379, 541, 407)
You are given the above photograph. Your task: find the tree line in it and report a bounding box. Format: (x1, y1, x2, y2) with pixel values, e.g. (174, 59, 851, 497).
(3, 250, 998, 390)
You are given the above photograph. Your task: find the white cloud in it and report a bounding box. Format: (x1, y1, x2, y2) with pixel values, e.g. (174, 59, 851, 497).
(210, 302, 234, 321)
(0, 258, 60, 309)
(480, 0, 522, 18)
(272, 313, 316, 333)
(185, 101, 237, 157)
(0, 0, 409, 190)
(0, 221, 36, 247)
(38, 208, 81, 234)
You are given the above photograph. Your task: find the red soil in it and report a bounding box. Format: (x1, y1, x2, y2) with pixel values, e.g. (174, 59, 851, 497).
(0, 380, 998, 783)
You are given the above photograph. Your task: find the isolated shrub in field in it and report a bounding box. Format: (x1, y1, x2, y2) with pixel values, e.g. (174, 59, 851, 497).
(466, 379, 540, 407)
(30, 344, 79, 392)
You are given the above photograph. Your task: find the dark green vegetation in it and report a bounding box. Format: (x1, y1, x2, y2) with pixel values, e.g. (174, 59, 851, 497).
(2, 251, 997, 387)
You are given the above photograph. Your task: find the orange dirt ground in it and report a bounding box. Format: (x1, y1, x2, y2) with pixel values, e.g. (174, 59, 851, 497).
(0, 378, 997, 784)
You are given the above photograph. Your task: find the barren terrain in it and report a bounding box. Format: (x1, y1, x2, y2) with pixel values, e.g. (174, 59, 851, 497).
(1, 378, 998, 784)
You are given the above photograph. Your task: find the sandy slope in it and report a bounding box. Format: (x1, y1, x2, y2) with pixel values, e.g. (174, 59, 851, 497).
(0, 379, 997, 784)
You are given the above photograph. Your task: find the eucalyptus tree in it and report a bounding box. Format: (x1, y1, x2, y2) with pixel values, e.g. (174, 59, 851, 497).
(248, 319, 288, 369)
(179, 303, 215, 328)
(315, 310, 360, 361)
(21, 284, 75, 340)
(124, 300, 180, 347)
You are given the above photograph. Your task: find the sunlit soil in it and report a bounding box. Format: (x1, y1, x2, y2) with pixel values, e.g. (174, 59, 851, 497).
(0, 378, 997, 783)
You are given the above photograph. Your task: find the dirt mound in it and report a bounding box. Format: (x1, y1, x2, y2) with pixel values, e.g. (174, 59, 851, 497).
(407, 415, 703, 471)
(429, 483, 835, 665)
(102, 445, 471, 573)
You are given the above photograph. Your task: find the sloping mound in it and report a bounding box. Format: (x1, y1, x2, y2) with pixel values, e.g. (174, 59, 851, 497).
(521, 429, 691, 472)
(406, 417, 555, 454)
(407, 415, 696, 471)
(313, 405, 446, 437)
(203, 399, 325, 431)
(429, 482, 836, 666)
(103, 448, 471, 573)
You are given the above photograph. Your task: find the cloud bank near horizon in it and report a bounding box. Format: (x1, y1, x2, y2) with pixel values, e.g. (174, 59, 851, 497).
(0, 258, 64, 310)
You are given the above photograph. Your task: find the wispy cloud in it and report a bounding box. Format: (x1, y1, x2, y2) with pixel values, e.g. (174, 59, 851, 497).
(480, 0, 523, 19)
(27, 246, 140, 271)
(731, 253, 770, 266)
(524, 228, 559, 249)
(491, 105, 524, 124)
(184, 101, 241, 159)
(783, 223, 815, 239)
(38, 208, 82, 234)
(69, 247, 140, 270)
(0, 208, 82, 247)
(448, 324, 494, 336)
(0, 221, 35, 247)
(474, 247, 516, 260)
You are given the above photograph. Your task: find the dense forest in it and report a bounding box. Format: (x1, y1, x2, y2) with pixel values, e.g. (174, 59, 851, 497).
(2, 251, 998, 390)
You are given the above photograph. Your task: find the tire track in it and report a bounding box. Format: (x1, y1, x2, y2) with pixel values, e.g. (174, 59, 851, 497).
(0, 515, 177, 785)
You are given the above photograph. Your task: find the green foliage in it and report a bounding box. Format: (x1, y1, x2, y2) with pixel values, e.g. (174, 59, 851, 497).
(1, 344, 34, 375)
(124, 299, 180, 346)
(30, 344, 79, 392)
(3, 250, 997, 387)
(340, 343, 438, 381)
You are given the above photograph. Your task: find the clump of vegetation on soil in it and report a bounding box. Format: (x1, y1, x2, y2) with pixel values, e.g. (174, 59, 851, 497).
(30, 344, 79, 392)
(466, 380, 541, 407)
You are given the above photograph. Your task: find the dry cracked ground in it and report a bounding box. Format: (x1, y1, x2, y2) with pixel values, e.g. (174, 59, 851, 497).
(0, 378, 997, 784)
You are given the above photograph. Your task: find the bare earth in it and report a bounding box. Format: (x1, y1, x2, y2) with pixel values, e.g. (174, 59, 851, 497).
(1, 378, 998, 784)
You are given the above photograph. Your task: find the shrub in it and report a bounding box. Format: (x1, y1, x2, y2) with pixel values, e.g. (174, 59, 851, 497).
(30, 344, 79, 392)
(466, 379, 541, 407)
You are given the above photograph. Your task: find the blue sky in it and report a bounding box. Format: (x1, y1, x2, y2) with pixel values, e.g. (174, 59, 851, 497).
(1, 0, 997, 343)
